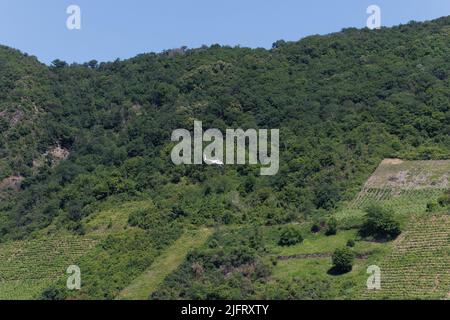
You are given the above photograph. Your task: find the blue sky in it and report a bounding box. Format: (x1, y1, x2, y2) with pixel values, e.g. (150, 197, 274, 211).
(1, 0, 450, 64)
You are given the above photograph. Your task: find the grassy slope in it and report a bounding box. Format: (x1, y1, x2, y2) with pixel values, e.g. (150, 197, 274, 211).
(264, 229, 391, 299)
(118, 228, 213, 300)
(265, 159, 449, 300)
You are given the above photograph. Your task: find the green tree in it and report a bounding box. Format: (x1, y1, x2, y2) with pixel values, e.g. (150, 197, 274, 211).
(325, 217, 338, 236)
(332, 248, 354, 274)
(360, 205, 401, 240)
(278, 226, 303, 246)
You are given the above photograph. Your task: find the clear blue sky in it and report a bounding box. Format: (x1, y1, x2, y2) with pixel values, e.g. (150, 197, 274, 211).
(1, 0, 450, 64)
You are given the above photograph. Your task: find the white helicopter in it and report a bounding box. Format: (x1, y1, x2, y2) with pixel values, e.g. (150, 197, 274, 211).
(203, 154, 224, 166)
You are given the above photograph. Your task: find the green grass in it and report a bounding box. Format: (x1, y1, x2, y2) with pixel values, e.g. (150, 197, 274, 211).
(0, 199, 204, 300)
(272, 230, 382, 257)
(338, 189, 445, 229)
(261, 225, 391, 299)
(117, 228, 213, 300)
(270, 238, 391, 300)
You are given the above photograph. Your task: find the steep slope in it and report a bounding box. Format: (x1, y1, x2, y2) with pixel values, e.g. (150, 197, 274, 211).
(0, 46, 55, 188)
(0, 235, 98, 299)
(152, 159, 449, 300)
(118, 228, 212, 300)
(1, 17, 450, 299)
(367, 214, 450, 299)
(3, 17, 450, 239)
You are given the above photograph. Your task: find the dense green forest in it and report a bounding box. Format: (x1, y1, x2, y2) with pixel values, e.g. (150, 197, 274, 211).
(1, 16, 450, 300)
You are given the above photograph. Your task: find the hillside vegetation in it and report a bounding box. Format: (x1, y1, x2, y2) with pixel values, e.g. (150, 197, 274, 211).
(1, 17, 450, 299)
(152, 159, 449, 300)
(118, 228, 212, 300)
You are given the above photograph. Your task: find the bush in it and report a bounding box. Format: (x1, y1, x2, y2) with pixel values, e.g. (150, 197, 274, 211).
(359, 205, 401, 240)
(128, 208, 155, 229)
(426, 201, 440, 213)
(325, 217, 337, 236)
(438, 192, 450, 207)
(40, 287, 66, 300)
(346, 239, 355, 247)
(128, 204, 172, 230)
(332, 247, 354, 274)
(278, 226, 303, 246)
(311, 223, 321, 233)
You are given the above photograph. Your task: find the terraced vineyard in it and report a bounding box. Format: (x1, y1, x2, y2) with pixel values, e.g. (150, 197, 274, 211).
(365, 214, 450, 300)
(0, 235, 98, 299)
(349, 189, 445, 212)
(338, 159, 450, 224)
(337, 159, 450, 300)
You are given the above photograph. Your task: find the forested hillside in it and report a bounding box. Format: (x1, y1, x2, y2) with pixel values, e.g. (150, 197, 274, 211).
(1, 16, 450, 300)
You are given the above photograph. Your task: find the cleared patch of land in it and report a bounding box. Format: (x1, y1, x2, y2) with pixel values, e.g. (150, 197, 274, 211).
(338, 159, 450, 225)
(273, 230, 382, 257)
(363, 159, 450, 190)
(117, 228, 213, 300)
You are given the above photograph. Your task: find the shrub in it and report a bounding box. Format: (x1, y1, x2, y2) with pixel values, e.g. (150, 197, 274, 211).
(426, 201, 440, 213)
(40, 287, 66, 300)
(332, 247, 354, 274)
(359, 205, 401, 240)
(437, 192, 450, 207)
(278, 226, 303, 246)
(311, 223, 321, 233)
(128, 208, 155, 229)
(128, 204, 172, 230)
(346, 239, 355, 247)
(325, 217, 338, 236)
(170, 204, 189, 220)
